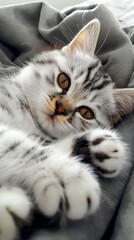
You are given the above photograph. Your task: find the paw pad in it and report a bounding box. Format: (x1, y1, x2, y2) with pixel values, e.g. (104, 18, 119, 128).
(92, 138, 104, 145)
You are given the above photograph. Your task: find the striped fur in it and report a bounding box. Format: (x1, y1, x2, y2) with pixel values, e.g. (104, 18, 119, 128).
(0, 19, 127, 240)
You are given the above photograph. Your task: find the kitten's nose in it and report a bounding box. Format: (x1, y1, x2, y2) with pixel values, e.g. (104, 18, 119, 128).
(55, 101, 66, 115)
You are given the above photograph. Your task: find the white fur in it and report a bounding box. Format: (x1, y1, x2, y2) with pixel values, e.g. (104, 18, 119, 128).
(0, 187, 32, 240)
(33, 152, 100, 219)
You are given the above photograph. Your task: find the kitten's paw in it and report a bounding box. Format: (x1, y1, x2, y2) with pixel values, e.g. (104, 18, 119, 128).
(90, 129, 126, 177)
(34, 156, 100, 220)
(0, 187, 32, 240)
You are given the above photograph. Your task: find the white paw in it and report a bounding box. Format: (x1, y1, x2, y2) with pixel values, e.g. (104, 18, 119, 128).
(89, 128, 126, 177)
(34, 154, 100, 220)
(0, 187, 32, 240)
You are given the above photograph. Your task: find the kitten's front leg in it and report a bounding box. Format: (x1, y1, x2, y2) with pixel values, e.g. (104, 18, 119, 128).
(33, 128, 126, 220)
(0, 124, 100, 223)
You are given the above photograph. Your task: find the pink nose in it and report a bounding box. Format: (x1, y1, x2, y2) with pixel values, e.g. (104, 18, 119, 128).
(55, 101, 66, 115)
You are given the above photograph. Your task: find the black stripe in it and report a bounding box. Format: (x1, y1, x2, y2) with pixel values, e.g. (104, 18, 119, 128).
(18, 98, 29, 111)
(84, 66, 111, 91)
(0, 104, 12, 115)
(0, 86, 11, 98)
(38, 155, 48, 162)
(34, 71, 41, 79)
(91, 79, 111, 91)
(22, 146, 35, 158)
(46, 75, 54, 85)
(71, 66, 74, 72)
(83, 67, 92, 84)
(75, 71, 84, 80)
(83, 61, 100, 86)
(5, 141, 21, 154)
(38, 150, 45, 157)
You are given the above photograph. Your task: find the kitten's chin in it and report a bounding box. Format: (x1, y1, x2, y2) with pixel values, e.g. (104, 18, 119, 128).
(38, 117, 72, 139)
(41, 124, 70, 139)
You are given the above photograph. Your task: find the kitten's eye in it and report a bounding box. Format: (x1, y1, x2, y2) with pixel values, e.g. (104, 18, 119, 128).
(57, 73, 70, 91)
(78, 106, 95, 120)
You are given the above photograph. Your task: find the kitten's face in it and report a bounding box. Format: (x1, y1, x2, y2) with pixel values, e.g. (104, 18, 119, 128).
(22, 20, 116, 138)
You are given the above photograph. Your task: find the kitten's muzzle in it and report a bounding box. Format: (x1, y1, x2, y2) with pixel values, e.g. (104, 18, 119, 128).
(55, 101, 68, 116)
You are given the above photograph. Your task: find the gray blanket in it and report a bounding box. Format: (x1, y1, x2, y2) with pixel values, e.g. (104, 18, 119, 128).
(0, 1, 134, 240)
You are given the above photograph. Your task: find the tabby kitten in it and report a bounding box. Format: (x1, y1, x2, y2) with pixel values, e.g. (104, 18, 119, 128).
(0, 19, 133, 240)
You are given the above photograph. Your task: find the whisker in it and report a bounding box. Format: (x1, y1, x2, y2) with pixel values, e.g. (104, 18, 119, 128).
(105, 106, 114, 126)
(17, 59, 27, 67)
(117, 100, 134, 123)
(60, 120, 74, 135)
(116, 111, 127, 130)
(4, 57, 21, 69)
(65, 120, 74, 132)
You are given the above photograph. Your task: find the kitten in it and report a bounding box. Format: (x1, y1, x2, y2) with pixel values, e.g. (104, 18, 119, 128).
(0, 19, 133, 240)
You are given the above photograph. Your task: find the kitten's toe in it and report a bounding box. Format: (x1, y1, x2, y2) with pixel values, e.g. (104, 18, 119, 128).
(64, 172, 100, 219)
(90, 129, 126, 177)
(34, 178, 64, 217)
(0, 187, 32, 240)
(34, 163, 100, 220)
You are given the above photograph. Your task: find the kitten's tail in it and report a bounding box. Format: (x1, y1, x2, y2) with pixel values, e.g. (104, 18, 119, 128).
(0, 187, 32, 240)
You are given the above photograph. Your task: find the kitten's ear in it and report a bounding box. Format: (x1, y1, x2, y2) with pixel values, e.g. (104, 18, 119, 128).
(112, 88, 134, 123)
(62, 19, 100, 57)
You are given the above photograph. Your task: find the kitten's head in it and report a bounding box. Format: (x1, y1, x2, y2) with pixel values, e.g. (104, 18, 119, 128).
(21, 19, 134, 138)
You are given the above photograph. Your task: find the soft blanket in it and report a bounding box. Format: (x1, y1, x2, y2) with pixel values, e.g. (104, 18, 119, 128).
(0, 1, 134, 240)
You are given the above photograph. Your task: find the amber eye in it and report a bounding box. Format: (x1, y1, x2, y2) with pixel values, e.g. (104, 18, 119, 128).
(78, 106, 95, 120)
(57, 73, 70, 91)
